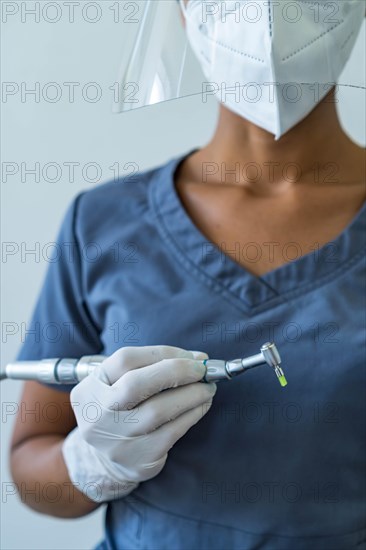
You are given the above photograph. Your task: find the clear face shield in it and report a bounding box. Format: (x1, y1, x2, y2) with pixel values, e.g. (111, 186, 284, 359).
(112, 0, 204, 113)
(113, 0, 365, 139)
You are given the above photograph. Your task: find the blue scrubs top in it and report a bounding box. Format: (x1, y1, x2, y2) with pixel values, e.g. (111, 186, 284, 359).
(17, 150, 366, 549)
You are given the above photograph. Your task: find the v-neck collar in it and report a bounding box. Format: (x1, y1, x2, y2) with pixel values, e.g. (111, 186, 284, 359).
(149, 149, 366, 314)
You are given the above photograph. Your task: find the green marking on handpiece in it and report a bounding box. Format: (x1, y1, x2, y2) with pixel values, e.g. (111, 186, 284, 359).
(278, 375, 288, 387)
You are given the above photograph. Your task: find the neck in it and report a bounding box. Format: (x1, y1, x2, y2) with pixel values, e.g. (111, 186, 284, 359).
(199, 88, 360, 195)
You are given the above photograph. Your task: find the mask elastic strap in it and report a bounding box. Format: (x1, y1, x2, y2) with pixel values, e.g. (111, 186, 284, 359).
(179, 0, 188, 19)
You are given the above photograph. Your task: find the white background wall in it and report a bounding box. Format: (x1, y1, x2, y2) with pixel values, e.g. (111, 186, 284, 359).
(1, 2, 365, 549)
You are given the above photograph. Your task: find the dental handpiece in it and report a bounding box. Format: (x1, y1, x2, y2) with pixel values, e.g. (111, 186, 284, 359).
(0, 342, 286, 387)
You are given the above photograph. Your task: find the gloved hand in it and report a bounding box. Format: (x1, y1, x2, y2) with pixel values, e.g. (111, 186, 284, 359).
(62, 345, 216, 503)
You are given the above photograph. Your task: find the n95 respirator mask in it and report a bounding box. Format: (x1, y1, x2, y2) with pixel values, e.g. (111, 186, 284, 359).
(180, 0, 364, 139)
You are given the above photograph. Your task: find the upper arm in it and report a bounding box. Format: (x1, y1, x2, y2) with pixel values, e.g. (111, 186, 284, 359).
(11, 193, 104, 449)
(11, 194, 103, 449)
(11, 381, 76, 452)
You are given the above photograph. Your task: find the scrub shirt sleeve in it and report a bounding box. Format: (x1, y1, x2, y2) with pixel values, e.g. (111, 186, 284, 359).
(15, 192, 103, 392)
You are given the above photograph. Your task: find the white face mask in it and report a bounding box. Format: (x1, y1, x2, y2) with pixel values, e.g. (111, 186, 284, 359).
(181, 0, 364, 140)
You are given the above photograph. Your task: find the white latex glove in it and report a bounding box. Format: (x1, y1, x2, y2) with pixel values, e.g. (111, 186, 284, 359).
(62, 345, 216, 503)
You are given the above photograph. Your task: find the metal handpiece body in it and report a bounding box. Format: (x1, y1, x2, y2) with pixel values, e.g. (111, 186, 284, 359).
(3, 356, 105, 385)
(3, 343, 286, 386)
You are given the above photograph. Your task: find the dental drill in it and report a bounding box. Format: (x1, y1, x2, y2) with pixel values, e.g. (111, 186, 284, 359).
(0, 342, 287, 387)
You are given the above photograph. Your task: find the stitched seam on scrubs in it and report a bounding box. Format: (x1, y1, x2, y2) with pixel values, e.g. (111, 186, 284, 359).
(257, 249, 366, 311)
(128, 494, 366, 541)
(150, 161, 366, 315)
(147, 167, 267, 314)
(282, 20, 344, 61)
(150, 180, 262, 309)
(248, 248, 366, 316)
(154, 211, 255, 310)
(153, 181, 365, 316)
(148, 158, 284, 311)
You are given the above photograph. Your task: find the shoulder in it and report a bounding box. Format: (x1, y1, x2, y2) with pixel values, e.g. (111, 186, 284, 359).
(78, 163, 161, 218)
(72, 160, 170, 242)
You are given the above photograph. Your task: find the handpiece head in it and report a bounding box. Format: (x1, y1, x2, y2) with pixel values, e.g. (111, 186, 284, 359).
(260, 342, 287, 387)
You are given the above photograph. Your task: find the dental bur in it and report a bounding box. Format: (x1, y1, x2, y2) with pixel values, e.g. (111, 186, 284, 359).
(202, 342, 286, 386)
(0, 342, 286, 387)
